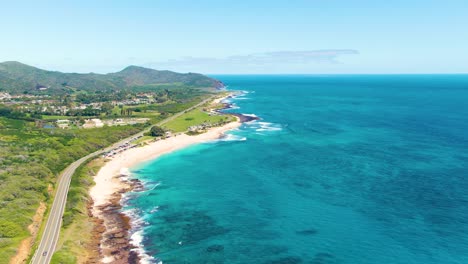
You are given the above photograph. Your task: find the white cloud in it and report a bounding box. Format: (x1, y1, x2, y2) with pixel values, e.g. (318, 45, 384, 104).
(144, 49, 359, 73)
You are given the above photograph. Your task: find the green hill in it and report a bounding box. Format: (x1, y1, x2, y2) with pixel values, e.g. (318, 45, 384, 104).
(0, 61, 224, 94)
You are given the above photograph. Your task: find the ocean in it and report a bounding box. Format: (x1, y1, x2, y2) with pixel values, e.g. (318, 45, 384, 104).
(124, 75, 468, 264)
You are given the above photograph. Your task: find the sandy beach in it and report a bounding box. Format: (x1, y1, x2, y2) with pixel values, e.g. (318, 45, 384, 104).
(90, 120, 240, 207)
(89, 117, 240, 263)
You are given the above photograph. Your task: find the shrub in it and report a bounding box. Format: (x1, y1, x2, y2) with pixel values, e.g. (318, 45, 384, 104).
(0, 221, 22, 238)
(150, 126, 165, 137)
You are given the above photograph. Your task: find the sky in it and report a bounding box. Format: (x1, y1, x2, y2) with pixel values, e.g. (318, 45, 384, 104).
(1, 0, 467, 74)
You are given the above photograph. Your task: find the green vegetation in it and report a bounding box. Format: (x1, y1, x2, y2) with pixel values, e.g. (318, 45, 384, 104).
(0, 222, 23, 238)
(52, 159, 103, 264)
(0, 61, 222, 95)
(144, 98, 205, 114)
(50, 251, 76, 264)
(149, 126, 166, 137)
(0, 116, 147, 263)
(163, 109, 233, 133)
(41, 115, 73, 120)
(62, 159, 97, 228)
(133, 135, 154, 145)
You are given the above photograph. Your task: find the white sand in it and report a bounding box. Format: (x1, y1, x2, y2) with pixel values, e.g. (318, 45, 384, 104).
(89, 120, 241, 209)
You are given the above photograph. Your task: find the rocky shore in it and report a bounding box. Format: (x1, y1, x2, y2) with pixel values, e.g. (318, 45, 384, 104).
(216, 96, 260, 123)
(87, 178, 143, 264)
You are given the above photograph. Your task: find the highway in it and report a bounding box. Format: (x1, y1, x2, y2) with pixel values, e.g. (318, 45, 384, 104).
(30, 96, 214, 264)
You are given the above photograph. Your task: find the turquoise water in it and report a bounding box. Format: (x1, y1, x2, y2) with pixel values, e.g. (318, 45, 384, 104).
(125, 75, 468, 264)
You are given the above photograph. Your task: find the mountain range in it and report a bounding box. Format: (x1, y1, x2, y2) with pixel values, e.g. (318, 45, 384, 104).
(0, 61, 223, 94)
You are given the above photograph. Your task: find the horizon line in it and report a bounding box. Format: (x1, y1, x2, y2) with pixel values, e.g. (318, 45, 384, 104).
(208, 73, 468, 76)
(2, 61, 467, 75)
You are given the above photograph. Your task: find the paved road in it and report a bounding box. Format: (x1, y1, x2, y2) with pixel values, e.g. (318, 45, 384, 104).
(30, 96, 214, 264)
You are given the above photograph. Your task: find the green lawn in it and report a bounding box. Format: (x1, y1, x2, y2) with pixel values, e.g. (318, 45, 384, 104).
(133, 135, 154, 145)
(41, 115, 72, 120)
(162, 109, 232, 133)
(110, 105, 162, 118)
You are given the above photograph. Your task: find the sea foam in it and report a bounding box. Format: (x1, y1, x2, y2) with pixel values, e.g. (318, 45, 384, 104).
(246, 121, 283, 132)
(219, 134, 247, 142)
(242, 113, 259, 118)
(122, 181, 157, 263)
(130, 230, 157, 264)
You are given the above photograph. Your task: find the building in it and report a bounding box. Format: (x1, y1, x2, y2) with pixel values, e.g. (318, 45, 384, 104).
(56, 119, 70, 129)
(0, 92, 12, 100)
(83, 118, 104, 128)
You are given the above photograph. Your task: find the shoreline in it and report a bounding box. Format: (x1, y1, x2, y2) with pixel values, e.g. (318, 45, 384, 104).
(90, 120, 241, 207)
(89, 95, 242, 263)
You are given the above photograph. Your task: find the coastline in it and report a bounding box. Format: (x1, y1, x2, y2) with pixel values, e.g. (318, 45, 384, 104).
(89, 103, 241, 263)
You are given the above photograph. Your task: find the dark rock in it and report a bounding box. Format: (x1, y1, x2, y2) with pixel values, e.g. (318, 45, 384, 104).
(206, 244, 224, 253)
(296, 229, 318, 236)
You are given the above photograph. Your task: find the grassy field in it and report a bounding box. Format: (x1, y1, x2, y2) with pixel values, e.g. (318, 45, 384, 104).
(41, 115, 72, 120)
(162, 109, 233, 133)
(51, 159, 103, 264)
(133, 135, 154, 145)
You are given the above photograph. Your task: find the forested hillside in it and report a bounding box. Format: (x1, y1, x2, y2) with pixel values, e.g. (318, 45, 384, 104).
(0, 61, 224, 95)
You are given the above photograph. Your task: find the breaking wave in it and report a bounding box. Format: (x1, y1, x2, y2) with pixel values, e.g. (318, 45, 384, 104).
(219, 134, 247, 142)
(246, 121, 283, 132)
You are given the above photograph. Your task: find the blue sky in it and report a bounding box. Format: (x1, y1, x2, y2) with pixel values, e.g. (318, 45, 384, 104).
(1, 0, 467, 74)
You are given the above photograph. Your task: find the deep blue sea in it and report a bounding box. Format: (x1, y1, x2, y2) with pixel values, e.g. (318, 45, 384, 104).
(124, 75, 468, 264)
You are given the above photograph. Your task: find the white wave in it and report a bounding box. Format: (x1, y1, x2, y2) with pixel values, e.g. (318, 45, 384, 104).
(134, 218, 149, 227)
(120, 193, 132, 204)
(256, 127, 282, 132)
(230, 90, 251, 99)
(130, 230, 157, 264)
(122, 207, 138, 218)
(122, 208, 150, 228)
(258, 122, 282, 131)
(242, 113, 259, 118)
(213, 134, 247, 143)
(149, 206, 159, 213)
(219, 134, 247, 142)
(247, 121, 283, 132)
(120, 167, 131, 176)
(120, 177, 157, 263)
(244, 120, 267, 127)
(122, 207, 156, 263)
